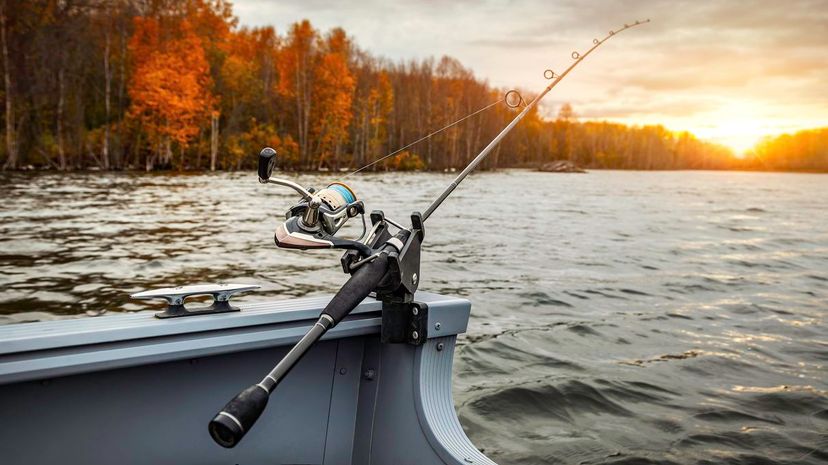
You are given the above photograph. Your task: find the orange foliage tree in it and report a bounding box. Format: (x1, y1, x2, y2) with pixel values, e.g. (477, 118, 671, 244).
(277, 20, 317, 168)
(312, 28, 355, 170)
(366, 71, 394, 163)
(127, 17, 215, 170)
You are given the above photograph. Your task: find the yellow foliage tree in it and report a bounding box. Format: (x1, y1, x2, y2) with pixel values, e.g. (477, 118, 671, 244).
(312, 28, 355, 170)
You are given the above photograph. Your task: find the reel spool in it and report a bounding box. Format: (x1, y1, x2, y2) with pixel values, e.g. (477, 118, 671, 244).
(316, 182, 357, 213)
(299, 181, 360, 235)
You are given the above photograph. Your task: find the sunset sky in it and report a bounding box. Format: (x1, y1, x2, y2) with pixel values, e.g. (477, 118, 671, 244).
(233, 0, 828, 154)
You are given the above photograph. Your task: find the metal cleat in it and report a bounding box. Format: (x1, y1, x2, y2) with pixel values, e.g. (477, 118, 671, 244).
(131, 283, 260, 319)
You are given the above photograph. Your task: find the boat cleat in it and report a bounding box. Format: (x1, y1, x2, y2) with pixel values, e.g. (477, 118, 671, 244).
(131, 283, 260, 319)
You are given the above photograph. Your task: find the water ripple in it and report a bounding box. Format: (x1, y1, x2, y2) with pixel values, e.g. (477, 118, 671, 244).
(1, 170, 827, 464)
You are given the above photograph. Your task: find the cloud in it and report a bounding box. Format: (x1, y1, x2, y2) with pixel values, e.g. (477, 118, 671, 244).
(232, 0, 828, 147)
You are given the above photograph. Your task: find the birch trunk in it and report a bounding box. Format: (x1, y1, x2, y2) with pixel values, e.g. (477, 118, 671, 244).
(103, 23, 111, 170)
(1, 8, 16, 170)
(57, 68, 66, 170)
(210, 112, 218, 171)
(118, 14, 127, 167)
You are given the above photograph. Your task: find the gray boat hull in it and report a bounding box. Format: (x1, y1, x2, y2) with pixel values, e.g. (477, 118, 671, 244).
(0, 292, 496, 465)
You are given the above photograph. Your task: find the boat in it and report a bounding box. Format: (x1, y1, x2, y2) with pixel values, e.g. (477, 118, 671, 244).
(0, 149, 498, 464)
(0, 286, 493, 464)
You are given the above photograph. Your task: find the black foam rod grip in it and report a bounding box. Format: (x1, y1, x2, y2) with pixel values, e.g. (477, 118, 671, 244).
(208, 384, 269, 448)
(323, 253, 389, 324)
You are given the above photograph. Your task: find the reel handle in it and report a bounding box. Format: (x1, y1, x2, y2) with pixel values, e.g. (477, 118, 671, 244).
(258, 147, 277, 182)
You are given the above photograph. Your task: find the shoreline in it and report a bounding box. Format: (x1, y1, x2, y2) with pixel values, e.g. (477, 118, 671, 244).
(2, 167, 827, 175)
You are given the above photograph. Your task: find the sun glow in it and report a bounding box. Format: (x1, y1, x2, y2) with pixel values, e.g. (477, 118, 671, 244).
(685, 102, 775, 155)
(693, 119, 768, 156)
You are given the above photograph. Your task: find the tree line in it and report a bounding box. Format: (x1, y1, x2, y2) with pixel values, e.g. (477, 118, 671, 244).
(0, 1, 824, 172)
(746, 128, 828, 172)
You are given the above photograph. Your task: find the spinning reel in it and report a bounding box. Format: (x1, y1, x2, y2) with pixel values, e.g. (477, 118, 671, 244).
(257, 147, 422, 290)
(257, 148, 371, 256)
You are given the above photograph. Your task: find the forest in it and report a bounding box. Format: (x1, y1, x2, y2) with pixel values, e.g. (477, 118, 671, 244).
(0, 0, 824, 172)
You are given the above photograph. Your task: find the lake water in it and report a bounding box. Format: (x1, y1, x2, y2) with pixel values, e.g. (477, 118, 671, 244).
(1, 170, 826, 464)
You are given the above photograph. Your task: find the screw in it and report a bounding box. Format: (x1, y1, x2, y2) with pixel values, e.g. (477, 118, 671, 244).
(436, 343, 444, 351)
(412, 330, 419, 340)
(412, 273, 418, 285)
(339, 368, 347, 375)
(363, 368, 376, 380)
(412, 307, 419, 316)
(434, 322, 441, 330)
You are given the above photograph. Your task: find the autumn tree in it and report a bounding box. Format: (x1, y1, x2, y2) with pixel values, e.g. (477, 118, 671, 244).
(749, 128, 828, 171)
(277, 20, 317, 168)
(127, 17, 215, 170)
(365, 71, 393, 164)
(312, 28, 355, 170)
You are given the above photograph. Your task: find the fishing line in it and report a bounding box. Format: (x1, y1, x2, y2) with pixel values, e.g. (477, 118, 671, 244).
(341, 97, 508, 178)
(341, 19, 649, 181)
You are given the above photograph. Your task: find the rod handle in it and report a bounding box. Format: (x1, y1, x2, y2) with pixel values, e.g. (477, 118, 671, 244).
(323, 252, 389, 324)
(207, 250, 390, 448)
(208, 384, 269, 448)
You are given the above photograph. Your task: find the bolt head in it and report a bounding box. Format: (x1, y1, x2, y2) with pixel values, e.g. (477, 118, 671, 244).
(411, 330, 419, 340)
(412, 273, 418, 285)
(436, 343, 444, 351)
(412, 307, 419, 316)
(434, 322, 441, 330)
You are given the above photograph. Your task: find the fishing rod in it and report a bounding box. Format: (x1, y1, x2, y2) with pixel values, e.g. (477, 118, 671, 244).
(208, 19, 650, 449)
(423, 19, 650, 221)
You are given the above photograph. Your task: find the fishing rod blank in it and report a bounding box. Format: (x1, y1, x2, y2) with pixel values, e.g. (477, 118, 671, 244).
(422, 19, 650, 221)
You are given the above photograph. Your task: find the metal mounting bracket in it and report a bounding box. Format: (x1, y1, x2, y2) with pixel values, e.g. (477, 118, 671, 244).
(131, 283, 260, 319)
(381, 300, 429, 345)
